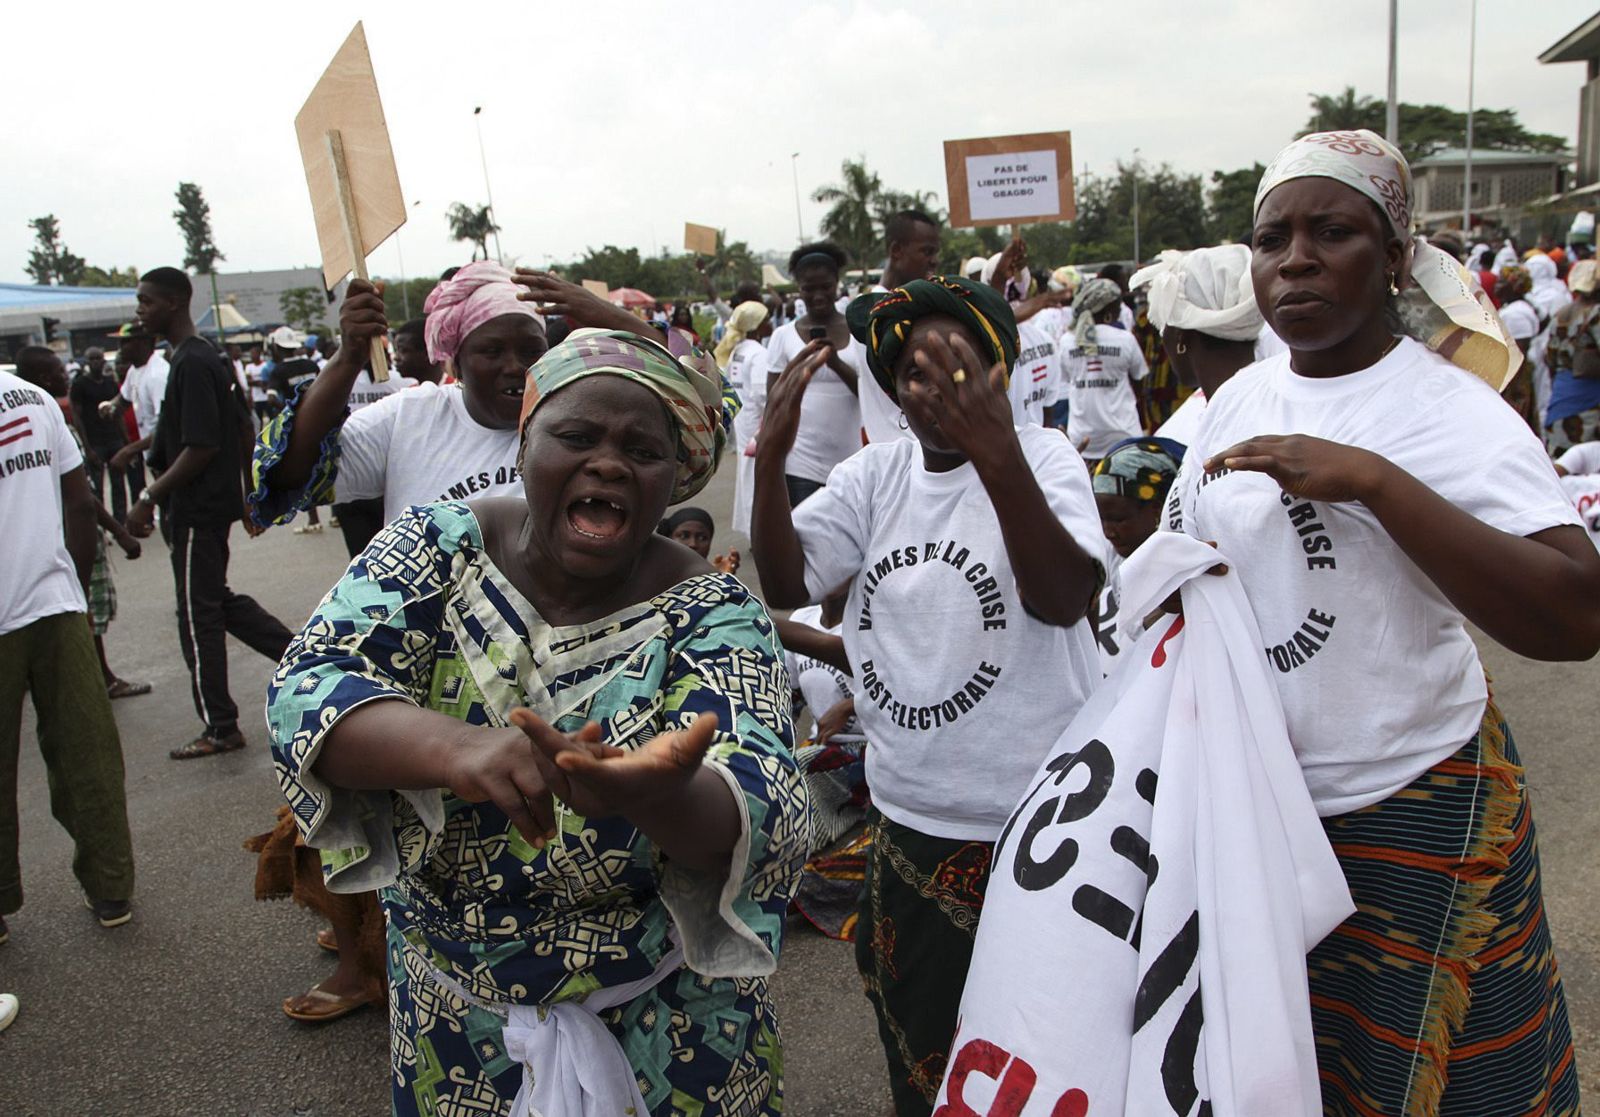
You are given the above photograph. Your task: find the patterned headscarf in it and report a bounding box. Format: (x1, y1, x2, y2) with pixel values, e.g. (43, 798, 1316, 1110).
(422, 261, 545, 365)
(519, 328, 737, 502)
(1130, 245, 1263, 342)
(1254, 129, 1522, 392)
(1071, 278, 1123, 356)
(1091, 438, 1185, 504)
(845, 276, 1018, 402)
(1497, 265, 1532, 301)
(713, 300, 770, 368)
(1570, 260, 1600, 296)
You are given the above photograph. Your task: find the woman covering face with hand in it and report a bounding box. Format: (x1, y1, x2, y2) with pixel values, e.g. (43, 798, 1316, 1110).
(1169, 129, 1598, 1116)
(753, 276, 1107, 1117)
(268, 328, 807, 1117)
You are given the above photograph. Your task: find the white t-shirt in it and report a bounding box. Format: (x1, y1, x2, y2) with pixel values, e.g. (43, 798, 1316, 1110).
(1499, 300, 1541, 342)
(1008, 321, 1061, 427)
(1062, 323, 1149, 458)
(727, 338, 768, 451)
(792, 426, 1108, 840)
(335, 381, 522, 522)
(1154, 389, 1206, 447)
(1557, 441, 1600, 475)
(246, 362, 269, 403)
(1560, 474, 1600, 551)
(1029, 304, 1072, 342)
(119, 352, 170, 440)
(850, 286, 914, 446)
(0, 371, 86, 635)
(766, 321, 866, 484)
(347, 370, 417, 413)
(783, 604, 865, 743)
(1169, 338, 1579, 815)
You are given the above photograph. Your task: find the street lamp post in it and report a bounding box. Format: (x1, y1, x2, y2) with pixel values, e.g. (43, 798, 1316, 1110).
(1386, 0, 1399, 144)
(473, 106, 504, 265)
(791, 153, 805, 243)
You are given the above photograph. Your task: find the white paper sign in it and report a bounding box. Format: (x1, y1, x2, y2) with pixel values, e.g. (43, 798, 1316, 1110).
(965, 150, 1060, 222)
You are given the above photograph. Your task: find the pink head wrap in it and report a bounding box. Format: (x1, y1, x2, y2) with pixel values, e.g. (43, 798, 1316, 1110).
(422, 261, 544, 364)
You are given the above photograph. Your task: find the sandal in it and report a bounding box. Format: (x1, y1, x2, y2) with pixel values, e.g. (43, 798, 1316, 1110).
(169, 731, 246, 760)
(315, 928, 339, 954)
(107, 678, 152, 700)
(282, 983, 378, 1024)
(292, 523, 323, 535)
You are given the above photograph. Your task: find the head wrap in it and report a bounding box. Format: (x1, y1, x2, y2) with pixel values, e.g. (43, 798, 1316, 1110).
(1070, 278, 1123, 356)
(981, 253, 1032, 304)
(962, 256, 987, 280)
(1254, 129, 1521, 391)
(1526, 253, 1558, 287)
(657, 506, 714, 536)
(712, 300, 770, 368)
(1130, 246, 1263, 342)
(1497, 265, 1532, 301)
(846, 276, 1018, 403)
(519, 328, 736, 502)
(1570, 260, 1600, 295)
(422, 261, 545, 365)
(1091, 438, 1185, 504)
(1049, 265, 1081, 294)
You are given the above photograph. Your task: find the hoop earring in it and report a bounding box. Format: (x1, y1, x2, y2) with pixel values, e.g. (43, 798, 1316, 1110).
(1175, 340, 1187, 355)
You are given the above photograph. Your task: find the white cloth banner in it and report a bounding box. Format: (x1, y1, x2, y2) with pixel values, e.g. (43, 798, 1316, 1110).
(933, 533, 1353, 1117)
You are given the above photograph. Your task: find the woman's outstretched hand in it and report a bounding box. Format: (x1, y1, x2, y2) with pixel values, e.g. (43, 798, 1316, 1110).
(1205, 434, 1388, 505)
(509, 708, 719, 823)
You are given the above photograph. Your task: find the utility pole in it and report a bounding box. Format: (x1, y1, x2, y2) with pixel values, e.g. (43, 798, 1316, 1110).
(473, 107, 504, 265)
(1386, 0, 1400, 144)
(1463, 0, 1478, 234)
(791, 153, 805, 243)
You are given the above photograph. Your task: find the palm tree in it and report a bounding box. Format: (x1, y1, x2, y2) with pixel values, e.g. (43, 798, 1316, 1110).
(445, 202, 501, 262)
(706, 234, 760, 286)
(1302, 87, 1381, 135)
(812, 158, 883, 268)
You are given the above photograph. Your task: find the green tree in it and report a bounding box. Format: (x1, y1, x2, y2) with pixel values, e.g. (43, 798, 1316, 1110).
(566, 245, 644, 291)
(1016, 223, 1075, 270)
(703, 233, 760, 288)
(938, 226, 1006, 275)
(1301, 87, 1568, 162)
(1206, 164, 1266, 242)
(279, 286, 329, 334)
(78, 265, 140, 288)
(173, 183, 224, 273)
(813, 158, 884, 270)
(24, 215, 87, 285)
(1069, 163, 1208, 263)
(375, 276, 440, 324)
(446, 202, 500, 262)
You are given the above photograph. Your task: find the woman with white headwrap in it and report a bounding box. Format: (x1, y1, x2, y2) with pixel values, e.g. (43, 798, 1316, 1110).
(723, 299, 775, 534)
(1167, 129, 1595, 1115)
(1128, 245, 1263, 446)
(1060, 277, 1149, 460)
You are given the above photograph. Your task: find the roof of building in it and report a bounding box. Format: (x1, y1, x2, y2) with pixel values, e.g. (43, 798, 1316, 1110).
(1541, 11, 1600, 64)
(1412, 147, 1573, 168)
(0, 283, 138, 334)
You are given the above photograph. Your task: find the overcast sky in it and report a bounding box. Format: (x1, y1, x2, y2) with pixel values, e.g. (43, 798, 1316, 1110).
(5, 0, 1593, 286)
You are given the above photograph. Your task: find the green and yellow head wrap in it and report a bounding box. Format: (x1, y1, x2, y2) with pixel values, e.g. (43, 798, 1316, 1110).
(519, 327, 738, 502)
(845, 275, 1019, 402)
(1091, 438, 1185, 504)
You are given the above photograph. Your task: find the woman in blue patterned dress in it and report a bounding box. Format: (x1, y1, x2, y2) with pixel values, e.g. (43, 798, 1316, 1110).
(268, 326, 809, 1117)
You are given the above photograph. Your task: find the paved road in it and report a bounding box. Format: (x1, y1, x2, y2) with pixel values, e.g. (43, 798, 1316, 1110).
(4, 458, 1598, 1115)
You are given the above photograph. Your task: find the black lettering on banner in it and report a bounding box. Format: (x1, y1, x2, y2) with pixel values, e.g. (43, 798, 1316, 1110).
(1010, 739, 1114, 891)
(1132, 910, 1199, 1033)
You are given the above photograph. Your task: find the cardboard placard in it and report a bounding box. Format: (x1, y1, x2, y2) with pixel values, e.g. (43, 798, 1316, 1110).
(582, 279, 609, 296)
(684, 222, 719, 256)
(943, 131, 1075, 229)
(295, 23, 406, 291)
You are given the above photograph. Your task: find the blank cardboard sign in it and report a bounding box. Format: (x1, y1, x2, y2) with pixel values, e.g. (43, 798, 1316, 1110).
(582, 279, 610, 296)
(295, 22, 406, 291)
(684, 222, 719, 256)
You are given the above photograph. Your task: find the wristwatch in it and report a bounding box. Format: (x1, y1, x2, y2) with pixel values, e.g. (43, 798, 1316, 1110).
(137, 490, 157, 508)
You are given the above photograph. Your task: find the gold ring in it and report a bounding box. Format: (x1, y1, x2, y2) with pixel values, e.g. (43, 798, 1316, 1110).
(952, 368, 967, 384)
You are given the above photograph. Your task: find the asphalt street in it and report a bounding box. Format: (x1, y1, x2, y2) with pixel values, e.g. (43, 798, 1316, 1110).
(3, 458, 1598, 1116)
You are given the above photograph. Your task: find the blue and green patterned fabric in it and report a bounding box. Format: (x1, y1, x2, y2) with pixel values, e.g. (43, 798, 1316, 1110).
(267, 501, 809, 1116)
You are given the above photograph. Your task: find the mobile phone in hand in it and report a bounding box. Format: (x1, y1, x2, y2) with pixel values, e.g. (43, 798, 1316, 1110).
(808, 326, 828, 341)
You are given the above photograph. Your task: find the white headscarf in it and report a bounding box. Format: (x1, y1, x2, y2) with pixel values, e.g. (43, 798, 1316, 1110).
(1255, 129, 1521, 391)
(1130, 246, 1262, 342)
(962, 256, 987, 280)
(1526, 253, 1573, 319)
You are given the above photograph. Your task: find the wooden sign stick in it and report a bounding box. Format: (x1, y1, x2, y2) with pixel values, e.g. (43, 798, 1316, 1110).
(327, 129, 390, 381)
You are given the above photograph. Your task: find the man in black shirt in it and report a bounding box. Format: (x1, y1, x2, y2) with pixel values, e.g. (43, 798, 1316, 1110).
(69, 347, 130, 521)
(125, 267, 295, 760)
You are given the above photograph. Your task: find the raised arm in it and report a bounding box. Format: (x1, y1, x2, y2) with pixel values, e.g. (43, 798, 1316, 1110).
(262, 280, 387, 492)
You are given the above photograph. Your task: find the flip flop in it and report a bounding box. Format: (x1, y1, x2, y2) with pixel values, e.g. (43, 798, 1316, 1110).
(315, 928, 338, 954)
(107, 679, 152, 700)
(282, 984, 377, 1024)
(0, 993, 17, 1033)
